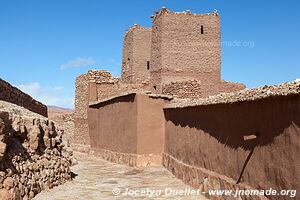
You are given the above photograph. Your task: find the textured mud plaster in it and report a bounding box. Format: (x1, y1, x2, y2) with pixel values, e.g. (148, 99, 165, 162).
(88, 93, 170, 164)
(150, 10, 221, 92)
(164, 95, 300, 200)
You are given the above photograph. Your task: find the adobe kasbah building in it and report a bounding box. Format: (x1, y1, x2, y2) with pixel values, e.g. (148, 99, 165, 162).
(74, 7, 300, 200)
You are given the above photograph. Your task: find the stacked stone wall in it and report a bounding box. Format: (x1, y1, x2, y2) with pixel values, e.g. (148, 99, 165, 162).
(0, 79, 48, 117)
(0, 109, 73, 200)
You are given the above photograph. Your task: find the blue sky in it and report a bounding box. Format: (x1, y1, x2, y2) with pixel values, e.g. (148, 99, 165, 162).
(0, 0, 299, 108)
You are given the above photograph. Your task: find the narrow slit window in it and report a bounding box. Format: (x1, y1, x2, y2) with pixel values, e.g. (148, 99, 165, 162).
(153, 86, 157, 90)
(147, 61, 150, 70)
(201, 25, 204, 34)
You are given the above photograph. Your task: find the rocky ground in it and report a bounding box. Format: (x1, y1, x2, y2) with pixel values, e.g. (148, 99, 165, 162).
(34, 152, 207, 200)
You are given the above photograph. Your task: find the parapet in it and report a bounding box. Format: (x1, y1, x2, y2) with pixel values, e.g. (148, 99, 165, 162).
(152, 6, 219, 22)
(165, 80, 300, 109)
(87, 70, 119, 84)
(125, 24, 152, 34)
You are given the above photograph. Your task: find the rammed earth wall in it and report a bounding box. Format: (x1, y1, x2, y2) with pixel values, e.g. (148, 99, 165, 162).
(163, 87, 300, 200)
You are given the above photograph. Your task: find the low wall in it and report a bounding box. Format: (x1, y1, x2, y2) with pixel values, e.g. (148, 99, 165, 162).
(162, 80, 245, 99)
(0, 78, 47, 117)
(88, 93, 170, 166)
(164, 87, 300, 200)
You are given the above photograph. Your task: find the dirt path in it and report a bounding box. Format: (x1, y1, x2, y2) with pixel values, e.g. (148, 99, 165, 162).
(34, 152, 207, 200)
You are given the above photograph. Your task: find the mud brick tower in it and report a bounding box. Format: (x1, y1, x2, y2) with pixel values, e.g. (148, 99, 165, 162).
(121, 24, 152, 84)
(150, 8, 221, 93)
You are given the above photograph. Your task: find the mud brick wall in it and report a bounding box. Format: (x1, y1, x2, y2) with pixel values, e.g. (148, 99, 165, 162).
(0, 78, 47, 117)
(88, 93, 168, 155)
(150, 9, 221, 92)
(74, 70, 151, 146)
(164, 93, 300, 200)
(121, 25, 152, 84)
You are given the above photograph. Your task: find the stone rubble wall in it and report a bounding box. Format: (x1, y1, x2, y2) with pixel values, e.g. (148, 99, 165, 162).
(162, 80, 245, 99)
(74, 74, 90, 146)
(49, 112, 74, 147)
(0, 79, 48, 117)
(0, 109, 73, 200)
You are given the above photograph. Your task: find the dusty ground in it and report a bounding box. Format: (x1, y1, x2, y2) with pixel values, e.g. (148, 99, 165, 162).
(34, 152, 207, 200)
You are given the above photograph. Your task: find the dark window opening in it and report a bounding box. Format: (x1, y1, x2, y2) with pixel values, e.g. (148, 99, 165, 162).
(201, 25, 204, 34)
(153, 86, 157, 90)
(147, 61, 150, 70)
(128, 58, 130, 61)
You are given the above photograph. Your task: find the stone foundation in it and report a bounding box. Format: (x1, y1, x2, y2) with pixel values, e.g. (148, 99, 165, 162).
(89, 148, 161, 167)
(162, 153, 267, 200)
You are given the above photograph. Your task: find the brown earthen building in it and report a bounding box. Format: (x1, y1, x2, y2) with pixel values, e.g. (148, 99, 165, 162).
(73, 7, 300, 200)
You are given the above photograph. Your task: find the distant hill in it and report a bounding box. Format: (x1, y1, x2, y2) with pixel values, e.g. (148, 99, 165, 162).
(47, 105, 73, 119)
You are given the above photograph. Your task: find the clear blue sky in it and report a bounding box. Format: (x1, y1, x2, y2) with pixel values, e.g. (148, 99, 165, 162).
(0, 0, 299, 108)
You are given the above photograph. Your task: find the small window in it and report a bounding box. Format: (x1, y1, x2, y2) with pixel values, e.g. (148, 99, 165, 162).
(201, 25, 204, 34)
(147, 61, 150, 70)
(153, 86, 157, 90)
(128, 58, 130, 61)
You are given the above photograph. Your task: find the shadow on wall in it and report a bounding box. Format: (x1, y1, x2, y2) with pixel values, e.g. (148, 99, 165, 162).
(164, 95, 300, 193)
(90, 94, 135, 109)
(165, 95, 300, 151)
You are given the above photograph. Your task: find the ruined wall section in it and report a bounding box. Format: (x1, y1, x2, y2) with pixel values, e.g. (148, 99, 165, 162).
(150, 13, 163, 92)
(121, 25, 152, 84)
(150, 9, 221, 92)
(74, 74, 90, 145)
(162, 80, 245, 99)
(121, 28, 134, 83)
(0, 102, 73, 199)
(0, 78, 48, 117)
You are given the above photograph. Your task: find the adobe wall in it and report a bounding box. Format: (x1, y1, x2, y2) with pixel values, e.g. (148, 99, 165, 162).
(89, 94, 137, 154)
(88, 93, 171, 166)
(121, 25, 152, 84)
(0, 78, 48, 117)
(150, 9, 221, 92)
(74, 70, 151, 148)
(136, 94, 168, 155)
(163, 82, 300, 200)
